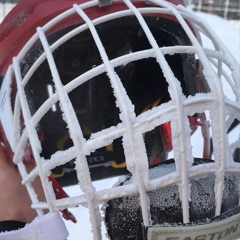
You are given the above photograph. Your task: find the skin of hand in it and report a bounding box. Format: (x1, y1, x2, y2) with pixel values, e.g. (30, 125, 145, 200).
(0, 144, 46, 223)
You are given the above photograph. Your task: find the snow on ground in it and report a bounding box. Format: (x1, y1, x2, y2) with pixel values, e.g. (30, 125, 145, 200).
(196, 11, 240, 64)
(0, 3, 239, 240)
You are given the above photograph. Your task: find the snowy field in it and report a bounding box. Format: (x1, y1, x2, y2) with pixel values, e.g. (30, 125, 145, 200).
(0, 3, 240, 240)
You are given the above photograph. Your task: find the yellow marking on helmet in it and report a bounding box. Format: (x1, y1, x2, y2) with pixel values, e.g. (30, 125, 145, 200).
(143, 132, 146, 139)
(57, 134, 70, 150)
(106, 144, 113, 151)
(152, 98, 161, 108)
(141, 98, 161, 114)
(82, 126, 92, 136)
(51, 171, 65, 178)
(141, 103, 152, 113)
(112, 162, 126, 168)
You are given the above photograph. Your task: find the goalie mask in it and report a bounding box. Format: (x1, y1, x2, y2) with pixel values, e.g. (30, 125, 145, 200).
(0, 0, 239, 239)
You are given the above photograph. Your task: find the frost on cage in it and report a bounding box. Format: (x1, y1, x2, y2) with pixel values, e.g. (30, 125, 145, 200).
(0, 0, 239, 240)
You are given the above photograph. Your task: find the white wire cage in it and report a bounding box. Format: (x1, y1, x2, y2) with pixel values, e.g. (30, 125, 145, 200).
(1, 0, 239, 239)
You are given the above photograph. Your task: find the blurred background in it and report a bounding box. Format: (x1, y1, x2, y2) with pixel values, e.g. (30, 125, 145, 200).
(188, 0, 239, 20)
(187, 0, 240, 28)
(0, 0, 239, 20)
(1, 0, 240, 22)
